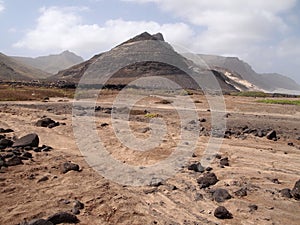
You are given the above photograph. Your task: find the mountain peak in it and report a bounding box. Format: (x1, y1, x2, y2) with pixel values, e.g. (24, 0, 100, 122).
(119, 32, 165, 46)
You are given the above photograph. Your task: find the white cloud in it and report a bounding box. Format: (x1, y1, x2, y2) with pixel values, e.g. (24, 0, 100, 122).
(0, 1, 5, 13)
(14, 6, 194, 57)
(124, 0, 296, 53)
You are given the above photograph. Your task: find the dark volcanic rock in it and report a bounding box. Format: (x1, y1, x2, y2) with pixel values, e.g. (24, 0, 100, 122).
(0, 158, 5, 168)
(0, 128, 14, 133)
(220, 157, 229, 167)
(12, 133, 39, 148)
(36, 118, 55, 127)
(188, 162, 205, 173)
(22, 152, 33, 159)
(36, 118, 60, 129)
(214, 206, 233, 219)
(212, 188, 232, 202)
(60, 162, 80, 174)
(280, 188, 292, 198)
(234, 187, 247, 197)
(0, 138, 14, 148)
(197, 172, 218, 188)
(291, 179, 300, 200)
(74, 200, 84, 210)
(248, 204, 258, 212)
(5, 156, 23, 166)
(47, 212, 79, 224)
(266, 130, 277, 140)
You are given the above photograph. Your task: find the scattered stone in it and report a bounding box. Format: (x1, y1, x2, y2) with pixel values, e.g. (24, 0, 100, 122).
(188, 162, 205, 173)
(5, 156, 23, 166)
(0, 158, 5, 168)
(215, 154, 222, 159)
(0, 138, 14, 148)
(43, 97, 50, 102)
(12, 133, 39, 148)
(149, 177, 164, 187)
(36, 118, 60, 129)
(47, 212, 79, 224)
(205, 167, 213, 172)
(48, 123, 60, 129)
(212, 188, 232, 202)
(37, 176, 49, 183)
(197, 172, 218, 188)
(139, 127, 151, 133)
(100, 123, 109, 127)
(234, 188, 247, 197)
(214, 206, 233, 219)
(199, 118, 206, 123)
(60, 162, 80, 174)
(194, 193, 203, 201)
(280, 188, 292, 198)
(271, 178, 281, 184)
(74, 200, 84, 210)
(266, 130, 277, 140)
(248, 204, 258, 212)
(24, 146, 33, 151)
(220, 157, 229, 167)
(0, 128, 14, 133)
(291, 179, 300, 200)
(22, 152, 32, 159)
(288, 142, 294, 146)
(40, 145, 53, 152)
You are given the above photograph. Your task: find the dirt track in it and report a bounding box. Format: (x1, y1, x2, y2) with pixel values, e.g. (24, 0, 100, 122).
(0, 94, 300, 225)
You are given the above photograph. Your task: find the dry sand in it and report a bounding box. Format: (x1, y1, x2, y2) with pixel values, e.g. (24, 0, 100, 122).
(0, 94, 299, 225)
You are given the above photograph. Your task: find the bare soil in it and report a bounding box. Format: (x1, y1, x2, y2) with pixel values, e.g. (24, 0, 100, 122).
(0, 94, 299, 225)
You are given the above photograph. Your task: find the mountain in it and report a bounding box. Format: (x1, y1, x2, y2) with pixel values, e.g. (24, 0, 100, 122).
(0, 53, 50, 81)
(52, 32, 299, 93)
(52, 32, 240, 92)
(13, 50, 83, 74)
(197, 54, 300, 92)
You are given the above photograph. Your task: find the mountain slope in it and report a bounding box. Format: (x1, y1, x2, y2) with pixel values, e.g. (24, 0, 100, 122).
(198, 54, 300, 92)
(52, 32, 239, 92)
(13, 50, 83, 74)
(0, 53, 50, 81)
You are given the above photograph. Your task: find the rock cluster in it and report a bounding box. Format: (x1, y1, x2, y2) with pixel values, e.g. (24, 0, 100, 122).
(281, 179, 300, 200)
(0, 132, 54, 169)
(36, 117, 64, 129)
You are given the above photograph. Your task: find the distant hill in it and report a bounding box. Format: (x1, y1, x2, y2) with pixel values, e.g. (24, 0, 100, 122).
(0, 53, 50, 81)
(197, 54, 300, 92)
(13, 50, 83, 74)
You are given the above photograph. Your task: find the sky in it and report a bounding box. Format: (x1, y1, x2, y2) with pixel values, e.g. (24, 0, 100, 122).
(0, 0, 299, 83)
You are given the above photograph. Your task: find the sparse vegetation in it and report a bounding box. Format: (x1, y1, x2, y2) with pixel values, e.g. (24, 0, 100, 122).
(0, 85, 74, 101)
(144, 113, 160, 118)
(257, 99, 300, 105)
(230, 91, 270, 98)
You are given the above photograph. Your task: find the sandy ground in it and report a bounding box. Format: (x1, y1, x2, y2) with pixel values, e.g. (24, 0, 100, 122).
(0, 94, 300, 225)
